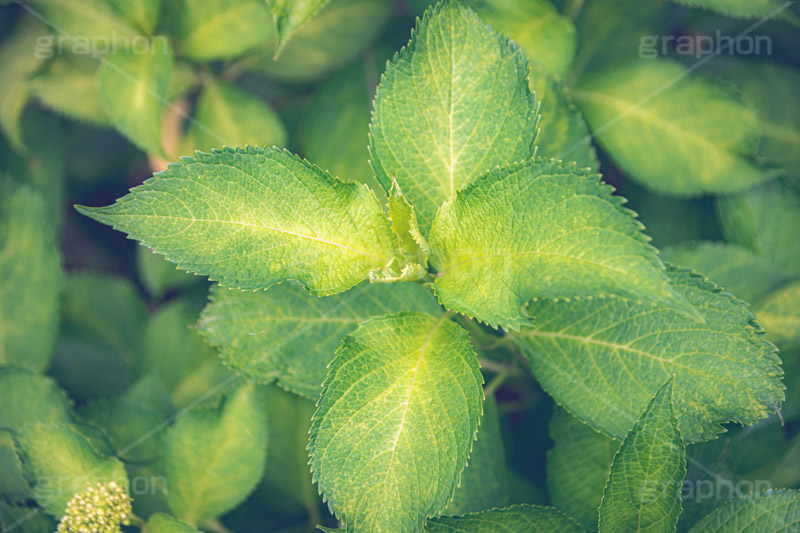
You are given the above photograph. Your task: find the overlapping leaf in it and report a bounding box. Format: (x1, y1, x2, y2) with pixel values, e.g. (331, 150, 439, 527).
(573, 59, 776, 196)
(199, 281, 441, 399)
(599, 380, 686, 533)
(429, 158, 693, 330)
(688, 490, 800, 532)
(512, 266, 784, 441)
(309, 312, 483, 533)
(425, 504, 584, 532)
(369, 0, 539, 234)
(77, 147, 400, 296)
(267, 0, 331, 58)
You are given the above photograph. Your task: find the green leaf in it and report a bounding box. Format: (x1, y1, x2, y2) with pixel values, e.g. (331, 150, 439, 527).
(144, 513, 201, 533)
(0, 501, 57, 533)
(61, 273, 148, 365)
(136, 245, 200, 298)
(267, 0, 331, 58)
(97, 37, 173, 156)
(0, 184, 61, 371)
(573, 59, 776, 196)
(425, 504, 584, 532)
(188, 77, 287, 154)
(369, 0, 539, 235)
(428, 158, 694, 330)
(0, 18, 48, 153)
(163, 382, 268, 525)
(387, 177, 430, 269)
(175, 0, 273, 61)
(200, 281, 441, 399)
(754, 279, 800, 347)
(14, 423, 128, 517)
(670, 0, 799, 23)
(599, 379, 686, 533)
(547, 408, 616, 532)
(301, 54, 383, 193)
(30, 54, 108, 126)
(720, 62, 800, 172)
(716, 179, 800, 277)
(512, 266, 784, 442)
(688, 489, 800, 532)
(530, 64, 599, 172)
(471, 0, 576, 77)
(445, 396, 509, 515)
(106, 0, 162, 35)
(79, 400, 163, 463)
(309, 312, 483, 533)
(26, 0, 138, 43)
(260, 386, 320, 515)
(249, 0, 392, 82)
(661, 241, 788, 303)
(76, 147, 400, 296)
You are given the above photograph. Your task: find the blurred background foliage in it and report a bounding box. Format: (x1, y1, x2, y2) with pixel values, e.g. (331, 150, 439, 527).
(0, 0, 799, 532)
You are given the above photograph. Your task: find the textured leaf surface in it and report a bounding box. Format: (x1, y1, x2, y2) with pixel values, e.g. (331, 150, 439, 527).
(369, 0, 538, 234)
(444, 396, 509, 516)
(309, 312, 483, 533)
(199, 281, 441, 398)
(662, 241, 788, 303)
(267, 0, 331, 57)
(513, 266, 784, 442)
(599, 380, 686, 533)
(164, 382, 268, 525)
(429, 159, 692, 330)
(472, 0, 577, 77)
(547, 408, 616, 532)
(175, 0, 273, 61)
(188, 77, 286, 153)
(573, 60, 774, 196)
(77, 147, 399, 295)
(530, 64, 598, 172)
(688, 490, 800, 532)
(0, 185, 61, 371)
(716, 179, 800, 277)
(425, 504, 584, 532)
(721, 62, 800, 171)
(15, 423, 128, 517)
(97, 38, 172, 156)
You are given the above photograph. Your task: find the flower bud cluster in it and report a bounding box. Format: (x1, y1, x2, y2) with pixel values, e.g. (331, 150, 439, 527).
(56, 481, 132, 533)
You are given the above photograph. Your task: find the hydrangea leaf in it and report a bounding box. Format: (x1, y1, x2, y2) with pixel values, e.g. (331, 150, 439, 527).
(188, 77, 287, 154)
(76, 147, 400, 296)
(754, 279, 800, 347)
(598, 380, 686, 533)
(720, 62, 800, 171)
(105, 0, 161, 35)
(424, 504, 584, 532)
(30, 54, 108, 126)
(163, 382, 268, 525)
(199, 281, 441, 399)
(661, 241, 788, 303)
(670, 0, 799, 23)
(309, 312, 483, 533)
(387, 177, 430, 269)
(14, 423, 128, 517)
(512, 266, 784, 442)
(471, 0, 577, 77)
(0, 185, 61, 371)
(369, 0, 539, 235)
(688, 490, 800, 532)
(97, 37, 173, 156)
(716, 179, 800, 277)
(445, 396, 510, 515)
(26, 0, 138, 44)
(547, 408, 616, 532)
(266, 0, 331, 58)
(174, 0, 273, 61)
(428, 159, 694, 330)
(530, 63, 599, 172)
(573, 59, 777, 196)
(144, 513, 201, 533)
